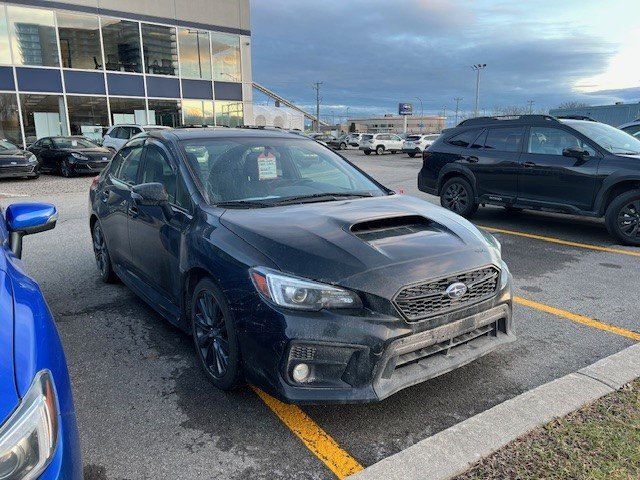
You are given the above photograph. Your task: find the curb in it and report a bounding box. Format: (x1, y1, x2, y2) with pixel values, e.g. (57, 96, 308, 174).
(349, 343, 640, 480)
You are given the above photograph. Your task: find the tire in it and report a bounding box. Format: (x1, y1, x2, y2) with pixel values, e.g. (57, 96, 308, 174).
(440, 177, 478, 217)
(605, 189, 640, 246)
(60, 159, 74, 178)
(340, 142, 347, 150)
(376, 145, 385, 155)
(92, 221, 118, 283)
(408, 153, 417, 158)
(191, 278, 243, 391)
(363, 149, 371, 155)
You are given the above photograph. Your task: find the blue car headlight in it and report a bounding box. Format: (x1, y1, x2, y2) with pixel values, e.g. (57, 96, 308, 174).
(250, 267, 362, 311)
(70, 152, 88, 162)
(0, 370, 59, 480)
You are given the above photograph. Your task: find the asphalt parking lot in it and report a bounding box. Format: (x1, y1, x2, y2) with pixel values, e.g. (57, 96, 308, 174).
(1, 147, 639, 479)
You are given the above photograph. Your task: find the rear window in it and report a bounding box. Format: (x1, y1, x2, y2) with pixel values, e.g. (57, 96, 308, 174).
(406, 135, 421, 141)
(446, 129, 481, 148)
(362, 134, 374, 141)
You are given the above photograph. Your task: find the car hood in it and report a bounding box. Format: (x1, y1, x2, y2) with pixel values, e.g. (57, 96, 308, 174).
(60, 147, 110, 154)
(220, 195, 500, 299)
(0, 269, 19, 425)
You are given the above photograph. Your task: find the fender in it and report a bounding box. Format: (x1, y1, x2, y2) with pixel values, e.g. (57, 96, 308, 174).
(437, 163, 478, 198)
(593, 172, 640, 215)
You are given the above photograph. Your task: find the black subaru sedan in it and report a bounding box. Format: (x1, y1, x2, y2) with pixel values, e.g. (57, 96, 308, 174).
(0, 139, 40, 180)
(88, 128, 514, 403)
(29, 136, 113, 177)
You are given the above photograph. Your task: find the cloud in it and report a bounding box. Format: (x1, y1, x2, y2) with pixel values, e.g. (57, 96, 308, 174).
(250, 1, 632, 118)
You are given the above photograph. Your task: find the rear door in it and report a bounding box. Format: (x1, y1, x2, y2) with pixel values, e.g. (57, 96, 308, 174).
(466, 126, 524, 202)
(518, 126, 600, 211)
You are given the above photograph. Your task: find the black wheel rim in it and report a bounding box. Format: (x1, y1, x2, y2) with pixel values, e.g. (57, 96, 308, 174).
(92, 224, 108, 275)
(194, 291, 229, 379)
(61, 162, 69, 177)
(443, 183, 469, 213)
(617, 200, 640, 239)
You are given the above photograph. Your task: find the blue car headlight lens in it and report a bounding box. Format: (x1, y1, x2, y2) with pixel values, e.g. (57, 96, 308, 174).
(0, 370, 59, 480)
(70, 152, 88, 161)
(251, 267, 362, 311)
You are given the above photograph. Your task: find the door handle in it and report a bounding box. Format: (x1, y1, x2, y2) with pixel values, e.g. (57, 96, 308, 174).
(523, 161, 536, 168)
(465, 155, 479, 163)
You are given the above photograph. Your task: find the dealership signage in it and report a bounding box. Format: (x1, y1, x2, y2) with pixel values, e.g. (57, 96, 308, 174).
(398, 103, 413, 115)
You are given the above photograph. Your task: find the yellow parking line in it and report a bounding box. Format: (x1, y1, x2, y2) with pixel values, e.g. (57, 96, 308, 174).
(479, 225, 640, 257)
(514, 296, 640, 341)
(252, 386, 364, 479)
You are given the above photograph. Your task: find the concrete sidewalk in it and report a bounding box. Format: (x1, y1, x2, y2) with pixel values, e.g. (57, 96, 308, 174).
(349, 343, 640, 480)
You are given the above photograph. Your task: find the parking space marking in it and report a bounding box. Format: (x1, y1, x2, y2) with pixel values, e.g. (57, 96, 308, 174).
(251, 386, 363, 479)
(480, 225, 640, 257)
(514, 296, 640, 341)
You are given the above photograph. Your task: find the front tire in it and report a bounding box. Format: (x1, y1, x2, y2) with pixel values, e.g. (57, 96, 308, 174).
(440, 177, 478, 217)
(376, 145, 385, 155)
(191, 278, 243, 391)
(60, 159, 74, 178)
(92, 221, 118, 283)
(340, 142, 347, 150)
(363, 149, 371, 155)
(605, 190, 640, 246)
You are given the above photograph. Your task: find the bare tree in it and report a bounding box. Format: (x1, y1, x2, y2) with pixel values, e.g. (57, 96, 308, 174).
(558, 101, 590, 109)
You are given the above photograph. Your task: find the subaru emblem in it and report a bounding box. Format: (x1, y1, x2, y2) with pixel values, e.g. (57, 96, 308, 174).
(445, 282, 467, 299)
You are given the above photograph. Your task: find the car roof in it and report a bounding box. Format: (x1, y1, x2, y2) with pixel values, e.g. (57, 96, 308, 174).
(145, 127, 307, 142)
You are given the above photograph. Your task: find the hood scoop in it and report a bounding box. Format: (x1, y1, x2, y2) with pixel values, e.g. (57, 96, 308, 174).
(350, 215, 438, 242)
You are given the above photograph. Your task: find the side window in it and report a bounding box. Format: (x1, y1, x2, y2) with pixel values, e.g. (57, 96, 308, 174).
(42, 139, 53, 149)
(470, 130, 487, 149)
(528, 127, 596, 156)
(622, 125, 640, 138)
(392, 135, 402, 141)
(141, 145, 190, 209)
(115, 145, 144, 184)
(106, 127, 116, 138)
(447, 129, 481, 148)
(131, 127, 143, 138)
(484, 127, 524, 152)
(115, 127, 129, 140)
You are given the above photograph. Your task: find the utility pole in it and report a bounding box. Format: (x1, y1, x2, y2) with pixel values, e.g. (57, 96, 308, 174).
(312, 82, 323, 131)
(454, 97, 462, 125)
(527, 99, 535, 114)
(472, 64, 486, 117)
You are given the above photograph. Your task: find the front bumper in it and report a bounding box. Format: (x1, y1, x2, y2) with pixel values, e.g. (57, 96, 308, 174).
(240, 275, 513, 404)
(0, 164, 39, 178)
(403, 147, 423, 153)
(70, 160, 110, 174)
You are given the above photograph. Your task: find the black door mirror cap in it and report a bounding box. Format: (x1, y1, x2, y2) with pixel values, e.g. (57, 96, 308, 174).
(562, 146, 589, 158)
(132, 182, 169, 206)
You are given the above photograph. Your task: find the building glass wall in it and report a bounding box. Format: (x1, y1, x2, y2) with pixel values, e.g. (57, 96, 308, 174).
(178, 28, 211, 80)
(57, 12, 102, 70)
(7, 5, 59, 67)
(0, 2, 247, 147)
(0, 92, 22, 145)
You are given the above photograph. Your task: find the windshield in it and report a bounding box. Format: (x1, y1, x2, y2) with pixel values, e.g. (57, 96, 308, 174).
(406, 135, 421, 141)
(565, 121, 640, 154)
(0, 140, 18, 151)
(52, 137, 98, 149)
(181, 137, 386, 206)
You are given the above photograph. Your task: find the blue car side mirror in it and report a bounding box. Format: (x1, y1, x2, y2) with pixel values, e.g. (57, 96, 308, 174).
(6, 203, 58, 258)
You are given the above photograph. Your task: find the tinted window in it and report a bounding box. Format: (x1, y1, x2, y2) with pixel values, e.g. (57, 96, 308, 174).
(622, 125, 640, 138)
(484, 127, 524, 152)
(447, 129, 481, 148)
(528, 127, 596, 156)
(140, 145, 189, 208)
(115, 145, 143, 184)
(115, 127, 130, 140)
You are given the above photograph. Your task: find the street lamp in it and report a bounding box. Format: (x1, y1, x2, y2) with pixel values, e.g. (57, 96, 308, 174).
(415, 97, 424, 132)
(471, 63, 486, 117)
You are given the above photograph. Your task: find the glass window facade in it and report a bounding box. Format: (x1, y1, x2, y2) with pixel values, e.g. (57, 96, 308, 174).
(109, 97, 147, 125)
(148, 99, 182, 127)
(0, 92, 21, 145)
(101, 18, 142, 73)
(67, 95, 108, 143)
(142, 23, 177, 76)
(183, 100, 213, 125)
(57, 12, 102, 70)
(0, 6, 11, 64)
(216, 101, 243, 127)
(20, 94, 68, 145)
(7, 6, 59, 67)
(178, 28, 211, 80)
(211, 32, 241, 82)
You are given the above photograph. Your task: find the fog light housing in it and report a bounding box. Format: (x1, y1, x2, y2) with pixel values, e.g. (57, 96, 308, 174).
(292, 363, 311, 383)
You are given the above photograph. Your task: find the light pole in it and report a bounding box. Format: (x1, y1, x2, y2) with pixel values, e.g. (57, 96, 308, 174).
(471, 64, 486, 117)
(454, 97, 462, 125)
(415, 96, 423, 132)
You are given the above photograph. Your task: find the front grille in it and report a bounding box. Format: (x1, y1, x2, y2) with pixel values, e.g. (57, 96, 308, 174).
(289, 345, 316, 361)
(88, 161, 108, 169)
(0, 165, 34, 174)
(394, 266, 500, 322)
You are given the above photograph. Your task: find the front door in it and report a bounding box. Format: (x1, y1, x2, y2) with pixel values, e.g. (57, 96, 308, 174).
(518, 126, 600, 211)
(127, 142, 192, 304)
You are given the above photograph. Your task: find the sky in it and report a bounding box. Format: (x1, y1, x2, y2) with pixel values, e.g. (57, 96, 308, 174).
(250, 0, 640, 121)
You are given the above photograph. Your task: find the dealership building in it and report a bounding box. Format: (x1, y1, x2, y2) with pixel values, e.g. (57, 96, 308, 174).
(0, 0, 251, 148)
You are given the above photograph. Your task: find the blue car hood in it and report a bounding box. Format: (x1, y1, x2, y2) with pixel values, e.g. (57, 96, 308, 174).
(0, 269, 19, 425)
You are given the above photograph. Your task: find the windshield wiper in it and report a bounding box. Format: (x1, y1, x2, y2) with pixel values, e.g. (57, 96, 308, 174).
(272, 192, 375, 205)
(214, 199, 273, 208)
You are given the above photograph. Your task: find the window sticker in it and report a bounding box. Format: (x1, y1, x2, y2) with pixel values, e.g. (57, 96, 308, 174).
(257, 152, 277, 180)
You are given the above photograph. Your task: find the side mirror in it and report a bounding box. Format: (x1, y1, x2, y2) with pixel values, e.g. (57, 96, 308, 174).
(6, 203, 58, 258)
(562, 146, 589, 159)
(131, 182, 169, 206)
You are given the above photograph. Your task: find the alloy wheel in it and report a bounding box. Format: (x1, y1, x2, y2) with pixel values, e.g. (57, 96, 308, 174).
(61, 160, 71, 177)
(193, 291, 230, 379)
(92, 224, 108, 276)
(443, 183, 469, 213)
(617, 200, 640, 240)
